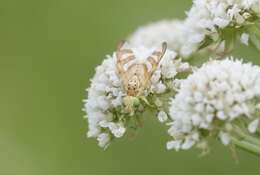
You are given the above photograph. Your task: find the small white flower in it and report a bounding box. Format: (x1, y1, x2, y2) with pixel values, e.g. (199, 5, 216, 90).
(219, 131, 231, 146)
(152, 82, 167, 94)
(213, 17, 230, 28)
(108, 123, 126, 138)
(217, 111, 227, 120)
(182, 138, 195, 150)
(191, 114, 202, 126)
(256, 103, 260, 109)
(157, 111, 168, 123)
(248, 118, 260, 133)
(167, 140, 182, 151)
(178, 62, 190, 72)
(97, 133, 110, 148)
(241, 33, 249, 46)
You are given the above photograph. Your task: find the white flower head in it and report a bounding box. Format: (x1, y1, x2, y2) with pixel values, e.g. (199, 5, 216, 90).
(84, 55, 124, 148)
(167, 58, 260, 151)
(129, 20, 181, 52)
(128, 19, 204, 57)
(84, 43, 190, 148)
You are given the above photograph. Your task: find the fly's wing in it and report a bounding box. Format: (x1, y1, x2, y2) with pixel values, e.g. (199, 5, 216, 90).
(116, 40, 136, 76)
(145, 42, 167, 74)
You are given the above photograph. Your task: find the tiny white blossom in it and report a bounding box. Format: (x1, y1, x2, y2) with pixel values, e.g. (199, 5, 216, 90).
(219, 131, 231, 145)
(241, 33, 249, 45)
(182, 138, 196, 150)
(97, 133, 110, 148)
(248, 118, 260, 133)
(152, 82, 167, 94)
(167, 140, 182, 151)
(108, 123, 126, 138)
(157, 111, 168, 123)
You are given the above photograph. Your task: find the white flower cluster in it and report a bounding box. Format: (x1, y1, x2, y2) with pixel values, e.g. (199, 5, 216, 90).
(129, 0, 260, 57)
(84, 56, 125, 148)
(84, 44, 190, 148)
(129, 20, 199, 57)
(129, 19, 205, 57)
(187, 0, 260, 46)
(167, 59, 260, 151)
(188, 0, 260, 29)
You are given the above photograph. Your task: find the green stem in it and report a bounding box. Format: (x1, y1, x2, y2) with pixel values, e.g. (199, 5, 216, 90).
(231, 136, 260, 156)
(233, 126, 260, 147)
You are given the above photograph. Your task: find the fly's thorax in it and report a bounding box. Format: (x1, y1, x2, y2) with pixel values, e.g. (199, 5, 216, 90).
(126, 75, 141, 96)
(123, 64, 150, 96)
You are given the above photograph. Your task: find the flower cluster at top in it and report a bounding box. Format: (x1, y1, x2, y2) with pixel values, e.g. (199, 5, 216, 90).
(129, 0, 260, 57)
(167, 59, 260, 151)
(84, 0, 260, 155)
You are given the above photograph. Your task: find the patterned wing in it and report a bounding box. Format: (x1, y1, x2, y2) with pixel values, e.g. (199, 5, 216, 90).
(116, 40, 136, 75)
(146, 42, 167, 74)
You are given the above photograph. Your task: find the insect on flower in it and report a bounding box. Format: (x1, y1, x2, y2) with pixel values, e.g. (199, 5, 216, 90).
(116, 41, 167, 97)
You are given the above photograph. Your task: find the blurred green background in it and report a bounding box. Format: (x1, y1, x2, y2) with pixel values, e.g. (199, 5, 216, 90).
(0, 0, 259, 175)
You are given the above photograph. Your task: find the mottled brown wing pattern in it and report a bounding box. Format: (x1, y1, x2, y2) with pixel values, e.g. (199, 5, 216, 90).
(146, 42, 167, 74)
(116, 40, 135, 76)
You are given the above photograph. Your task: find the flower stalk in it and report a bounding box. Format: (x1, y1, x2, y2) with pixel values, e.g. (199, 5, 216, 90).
(231, 135, 260, 156)
(233, 126, 260, 147)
